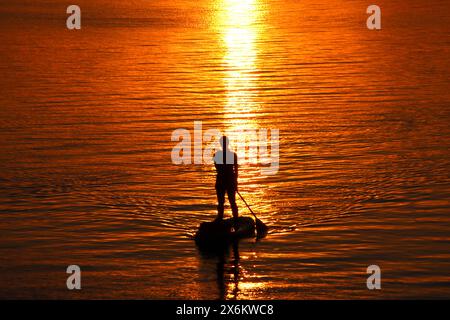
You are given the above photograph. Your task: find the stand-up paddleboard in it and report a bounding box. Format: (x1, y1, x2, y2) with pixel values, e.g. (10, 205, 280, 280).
(194, 217, 256, 249)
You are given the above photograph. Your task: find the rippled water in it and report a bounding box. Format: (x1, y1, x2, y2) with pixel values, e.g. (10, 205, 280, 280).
(1, 0, 450, 299)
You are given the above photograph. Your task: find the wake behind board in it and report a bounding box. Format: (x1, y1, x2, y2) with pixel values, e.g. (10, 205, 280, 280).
(194, 217, 256, 249)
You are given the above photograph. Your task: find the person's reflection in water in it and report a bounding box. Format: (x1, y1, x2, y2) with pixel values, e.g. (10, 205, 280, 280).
(216, 241, 241, 300)
(216, 249, 226, 299)
(230, 241, 240, 299)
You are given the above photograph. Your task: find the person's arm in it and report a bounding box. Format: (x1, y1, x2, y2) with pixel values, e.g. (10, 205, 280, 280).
(234, 153, 238, 190)
(214, 152, 219, 171)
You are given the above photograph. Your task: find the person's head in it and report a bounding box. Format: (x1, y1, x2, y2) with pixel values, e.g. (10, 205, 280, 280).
(220, 135, 229, 150)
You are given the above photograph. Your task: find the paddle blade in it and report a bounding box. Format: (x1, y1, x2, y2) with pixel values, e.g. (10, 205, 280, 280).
(255, 218, 268, 238)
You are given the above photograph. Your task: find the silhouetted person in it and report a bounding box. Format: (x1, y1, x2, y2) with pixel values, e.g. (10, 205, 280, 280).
(214, 136, 239, 226)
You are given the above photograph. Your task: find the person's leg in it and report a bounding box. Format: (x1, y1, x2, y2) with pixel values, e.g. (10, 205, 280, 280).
(227, 188, 239, 228)
(216, 187, 225, 220)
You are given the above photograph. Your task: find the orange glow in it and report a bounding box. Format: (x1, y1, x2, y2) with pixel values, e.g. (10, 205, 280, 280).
(220, 0, 261, 140)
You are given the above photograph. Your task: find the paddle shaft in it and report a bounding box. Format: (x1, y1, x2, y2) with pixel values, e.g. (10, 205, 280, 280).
(237, 191, 258, 221)
(237, 191, 268, 238)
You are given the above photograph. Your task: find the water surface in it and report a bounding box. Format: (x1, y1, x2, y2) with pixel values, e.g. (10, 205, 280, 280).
(0, 0, 450, 299)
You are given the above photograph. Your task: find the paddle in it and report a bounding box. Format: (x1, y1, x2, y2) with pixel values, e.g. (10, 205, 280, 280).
(237, 191, 268, 238)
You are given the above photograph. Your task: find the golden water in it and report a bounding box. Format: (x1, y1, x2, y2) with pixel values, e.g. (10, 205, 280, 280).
(0, 0, 449, 298)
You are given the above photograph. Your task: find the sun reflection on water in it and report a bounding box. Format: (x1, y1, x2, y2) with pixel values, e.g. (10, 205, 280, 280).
(218, 0, 272, 213)
(221, 0, 262, 140)
(196, 1, 272, 301)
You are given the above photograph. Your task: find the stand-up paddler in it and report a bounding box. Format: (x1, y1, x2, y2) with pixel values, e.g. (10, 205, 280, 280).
(213, 136, 239, 228)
